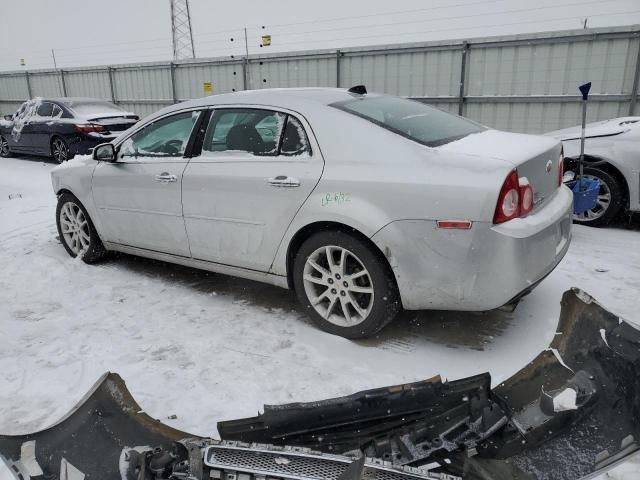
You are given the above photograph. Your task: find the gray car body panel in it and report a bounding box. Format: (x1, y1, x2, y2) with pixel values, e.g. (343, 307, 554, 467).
(51, 88, 572, 311)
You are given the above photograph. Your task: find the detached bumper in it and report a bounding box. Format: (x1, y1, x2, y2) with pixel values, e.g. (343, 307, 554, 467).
(371, 185, 573, 311)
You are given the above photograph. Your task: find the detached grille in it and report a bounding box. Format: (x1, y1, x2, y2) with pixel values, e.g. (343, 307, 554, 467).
(204, 442, 451, 480)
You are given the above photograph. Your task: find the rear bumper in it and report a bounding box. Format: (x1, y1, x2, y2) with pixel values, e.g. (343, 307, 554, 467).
(371, 185, 573, 311)
(66, 133, 118, 155)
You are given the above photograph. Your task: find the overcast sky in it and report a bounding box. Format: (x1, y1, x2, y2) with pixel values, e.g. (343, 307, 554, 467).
(1, 0, 639, 71)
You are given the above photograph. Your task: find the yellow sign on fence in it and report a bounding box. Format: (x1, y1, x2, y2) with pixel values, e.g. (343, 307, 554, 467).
(261, 35, 271, 47)
(203, 82, 213, 94)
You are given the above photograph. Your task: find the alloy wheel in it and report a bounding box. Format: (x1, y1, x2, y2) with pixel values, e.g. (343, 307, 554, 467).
(302, 245, 375, 327)
(59, 201, 91, 256)
(574, 174, 611, 222)
(0, 136, 8, 157)
(52, 138, 68, 163)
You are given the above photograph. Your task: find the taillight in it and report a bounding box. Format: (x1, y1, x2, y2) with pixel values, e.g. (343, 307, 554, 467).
(558, 146, 564, 186)
(519, 178, 534, 215)
(493, 170, 521, 224)
(76, 123, 106, 133)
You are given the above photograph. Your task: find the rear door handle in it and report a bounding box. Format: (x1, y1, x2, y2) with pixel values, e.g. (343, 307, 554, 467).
(155, 172, 178, 183)
(267, 175, 301, 187)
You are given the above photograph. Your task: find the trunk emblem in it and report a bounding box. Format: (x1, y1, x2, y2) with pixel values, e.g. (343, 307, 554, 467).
(545, 159, 553, 173)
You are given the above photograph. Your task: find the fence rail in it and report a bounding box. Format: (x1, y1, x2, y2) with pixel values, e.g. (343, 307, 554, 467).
(1, 25, 639, 133)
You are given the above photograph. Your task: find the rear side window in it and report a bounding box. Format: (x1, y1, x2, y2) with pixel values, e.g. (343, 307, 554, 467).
(203, 108, 285, 156)
(332, 96, 485, 147)
(202, 108, 311, 157)
(36, 102, 54, 118)
(281, 116, 311, 156)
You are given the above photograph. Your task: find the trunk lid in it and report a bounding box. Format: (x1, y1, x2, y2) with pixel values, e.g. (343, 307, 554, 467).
(87, 114, 139, 134)
(437, 129, 562, 210)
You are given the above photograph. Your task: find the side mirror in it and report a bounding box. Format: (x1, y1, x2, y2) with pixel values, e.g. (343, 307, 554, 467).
(93, 143, 116, 162)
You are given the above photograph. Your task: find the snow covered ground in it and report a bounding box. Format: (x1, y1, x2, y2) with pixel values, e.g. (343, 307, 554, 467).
(0, 155, 639, 438)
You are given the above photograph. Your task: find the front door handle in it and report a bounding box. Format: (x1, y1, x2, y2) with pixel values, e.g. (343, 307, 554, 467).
(267, 175, 301, 187)
(155, 172, 177, 183)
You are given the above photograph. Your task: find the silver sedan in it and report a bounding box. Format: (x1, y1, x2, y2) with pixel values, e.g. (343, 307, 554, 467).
(51, 88, 572, 338)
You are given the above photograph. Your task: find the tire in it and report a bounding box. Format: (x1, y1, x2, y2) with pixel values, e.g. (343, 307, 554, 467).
(292, 230, 401, 339)
(0, 135, 10, 158)
(51, 136, 73, 163)
(573, 167, 624, 227)
(56, 192, 107, 263)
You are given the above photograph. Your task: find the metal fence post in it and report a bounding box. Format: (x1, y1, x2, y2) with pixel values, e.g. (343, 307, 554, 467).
(242, 57, 249, 90)
(170, 63, 178, 103)
(336, 49, 341, 88)
(458, 41, 469, 116)
(629, 38, 640, 115)
(108, 67, 117, 104)
(60, 70, 67, 96)
(25, 71, 32, 99)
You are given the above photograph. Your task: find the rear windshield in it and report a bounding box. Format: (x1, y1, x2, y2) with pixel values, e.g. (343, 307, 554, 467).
(332, 96, 485, 147)
(65, 101, 125, 116)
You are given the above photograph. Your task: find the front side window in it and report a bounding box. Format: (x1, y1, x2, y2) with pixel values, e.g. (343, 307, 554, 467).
(120, 110, 200, 158)
(332, 96, 485, 147)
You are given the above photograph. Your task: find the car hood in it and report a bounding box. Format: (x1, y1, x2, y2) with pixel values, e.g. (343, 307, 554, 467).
(545, 116, 640, 140)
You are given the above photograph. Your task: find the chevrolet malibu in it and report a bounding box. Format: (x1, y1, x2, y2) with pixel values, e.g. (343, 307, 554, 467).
(51, 87, 572, 338)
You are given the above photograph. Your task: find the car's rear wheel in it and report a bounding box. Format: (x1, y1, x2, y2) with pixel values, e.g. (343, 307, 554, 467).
(0, 135, 10, 157)
(573, 167, 624, 227)
(56, 193, 107, 263)
(292, 231, 401, 339)
(51, 137, 72, 163)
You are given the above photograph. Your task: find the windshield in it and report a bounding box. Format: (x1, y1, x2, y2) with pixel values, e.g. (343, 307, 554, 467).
(332, 95, 486, 147)
(65, 101, 125, 116)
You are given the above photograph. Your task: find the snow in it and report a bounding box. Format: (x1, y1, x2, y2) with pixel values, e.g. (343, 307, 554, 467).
(545, 117, 640, 141)
(0, 156, 639, 439)
(552, 387, 577, 412)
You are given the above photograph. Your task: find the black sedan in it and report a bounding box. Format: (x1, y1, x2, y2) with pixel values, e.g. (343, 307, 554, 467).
(0, 97, 139, 163)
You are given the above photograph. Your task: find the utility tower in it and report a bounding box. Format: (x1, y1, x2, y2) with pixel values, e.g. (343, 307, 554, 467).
(170, 0, 196, 60)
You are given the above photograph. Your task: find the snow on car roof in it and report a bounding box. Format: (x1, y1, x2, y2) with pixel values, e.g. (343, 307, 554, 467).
(151, 88, 381, 121)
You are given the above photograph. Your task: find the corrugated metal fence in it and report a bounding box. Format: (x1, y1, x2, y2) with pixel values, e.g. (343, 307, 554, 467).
(1, 25, 639, 133)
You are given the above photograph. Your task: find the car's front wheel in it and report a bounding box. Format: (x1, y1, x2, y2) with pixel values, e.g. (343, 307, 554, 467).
(56, 193, 107, 263)
(0, 135, 10, 157)
(573, 167, 624, 227)
(293, 231, 401, 339)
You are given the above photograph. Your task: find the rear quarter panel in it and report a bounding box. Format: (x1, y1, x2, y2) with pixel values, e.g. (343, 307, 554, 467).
(270, 107, 514, 275)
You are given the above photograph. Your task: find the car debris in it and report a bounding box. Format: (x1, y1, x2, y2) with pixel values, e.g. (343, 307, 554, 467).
(1, 289, 638, 480)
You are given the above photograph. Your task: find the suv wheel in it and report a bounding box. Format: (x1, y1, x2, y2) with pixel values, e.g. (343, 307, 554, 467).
(293, 231, 401, 339)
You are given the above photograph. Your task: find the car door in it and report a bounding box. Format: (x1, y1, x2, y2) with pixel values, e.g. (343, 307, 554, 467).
(182, 107, 323, 271)
(7, 101, 36, 153)
(29, 101, 56, 154)
(92, 109, 203, 257)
